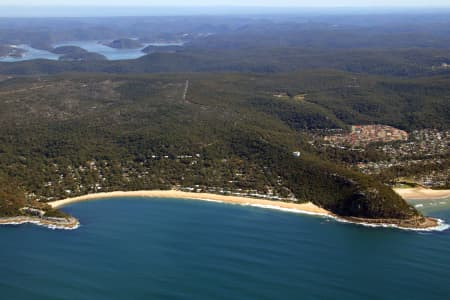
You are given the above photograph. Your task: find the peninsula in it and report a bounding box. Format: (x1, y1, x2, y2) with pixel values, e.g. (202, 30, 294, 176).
(52, 46, 107, 61)
(0, 45, 25, 58)
(104, 38, 143, 49)
(0, 215, 79, 229)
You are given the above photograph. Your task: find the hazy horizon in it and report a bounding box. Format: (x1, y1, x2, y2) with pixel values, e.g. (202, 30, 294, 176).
(1, 5, 450, 18)
(3, 0, 450, 7)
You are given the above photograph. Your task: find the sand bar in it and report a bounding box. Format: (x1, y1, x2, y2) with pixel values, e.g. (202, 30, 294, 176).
(394, 188, 450, 200)
(49, 190, 331, 216)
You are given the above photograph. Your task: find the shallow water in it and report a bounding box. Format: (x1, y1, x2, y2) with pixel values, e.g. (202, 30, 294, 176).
(410, 196, 450, 215)
(1, 197, 449, 299)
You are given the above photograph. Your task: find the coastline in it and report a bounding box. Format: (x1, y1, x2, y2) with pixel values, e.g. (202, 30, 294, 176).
(2, 190, 446, 231)
(47, 190, 447, 232)
(49, 190, 331, 217)
(0, 216, 80, 230)
(394, 187, 450, 200)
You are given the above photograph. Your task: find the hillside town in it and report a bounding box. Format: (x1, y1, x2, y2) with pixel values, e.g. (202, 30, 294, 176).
(25, 154, 297, 203)
(312, 126, 450, 188)
(356, 129, 449, 188)
(323, 125, 409, 146)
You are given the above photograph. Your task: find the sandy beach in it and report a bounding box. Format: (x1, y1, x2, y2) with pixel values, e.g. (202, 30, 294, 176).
(394, 187, 450, 200)
(20, 189, 445, 231)
(49, 190, 332, 216)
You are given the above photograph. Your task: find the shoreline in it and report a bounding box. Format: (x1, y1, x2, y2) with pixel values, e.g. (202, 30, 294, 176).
(0, 216, 80, 230)
(394, 187, 450, 200)
(2, 190, 446, 231)
(49, 190, 332, 216)
(47, 190, 448, 232)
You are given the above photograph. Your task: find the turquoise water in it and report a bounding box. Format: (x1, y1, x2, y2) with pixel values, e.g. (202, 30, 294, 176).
(0, 41, 183, 62)
(1, 197, 449, 300)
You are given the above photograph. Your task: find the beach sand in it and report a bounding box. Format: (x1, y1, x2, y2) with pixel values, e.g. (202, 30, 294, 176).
(394, 187, 450, 200)
(49, 190, 331, 216)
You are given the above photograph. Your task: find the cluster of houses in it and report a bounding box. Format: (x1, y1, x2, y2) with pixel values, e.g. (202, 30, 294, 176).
(377, 129, 449, 158)
(20, 207, 45, 217)
(32, 152, 296, 202)
(178, 185, 297, 202)
(354, 129, 449, 188)
(323, 125, 408, 146)
(310, 126, 448, 188)
(19, 207, 70, 223)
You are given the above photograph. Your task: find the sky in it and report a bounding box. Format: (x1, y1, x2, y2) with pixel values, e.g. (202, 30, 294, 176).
(1, 1, 448, 17)
(1, 0, 450, 7)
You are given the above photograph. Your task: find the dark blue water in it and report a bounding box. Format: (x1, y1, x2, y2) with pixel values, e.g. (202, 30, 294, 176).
(1, 197, 449, 300)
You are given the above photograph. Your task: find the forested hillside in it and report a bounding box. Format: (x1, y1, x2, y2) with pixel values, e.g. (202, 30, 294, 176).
(2, 71, 442, 220)
(2, 48, 450, 77)
(2, 14, 450, 77)
(0, 13, 449, 224)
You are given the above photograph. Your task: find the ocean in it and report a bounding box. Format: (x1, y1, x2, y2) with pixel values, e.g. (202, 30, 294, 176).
(1, 197, 449, 299)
